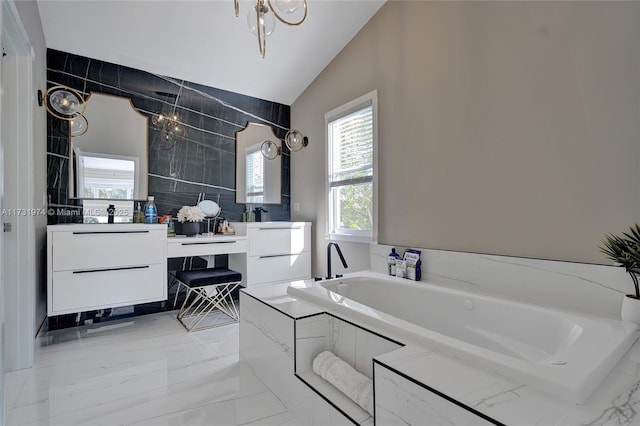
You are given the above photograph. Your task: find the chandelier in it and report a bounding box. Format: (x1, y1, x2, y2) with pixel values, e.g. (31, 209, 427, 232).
(152, 112, 187, 149)
(151, 86, 187, 149)
(234, 0, 308, 58)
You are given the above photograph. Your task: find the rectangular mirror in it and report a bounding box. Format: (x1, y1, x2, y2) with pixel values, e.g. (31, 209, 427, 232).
(235, 122, 282, 204)
(69, 92, 149, 200)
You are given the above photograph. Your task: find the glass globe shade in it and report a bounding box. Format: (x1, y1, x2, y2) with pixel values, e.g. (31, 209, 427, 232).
(69, 114, 88, 136)
(152, 113, 165, 126)
(261, 140, 279, 160)
(274, 0, 303, 14)
(170, 122, 186, 137)
(49, 89, 83, 116)
(247, 6, 275, 37)
(285, 129, 306, 151)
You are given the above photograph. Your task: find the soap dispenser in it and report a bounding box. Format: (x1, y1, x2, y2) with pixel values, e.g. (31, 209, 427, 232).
(134, 202, 144, 223)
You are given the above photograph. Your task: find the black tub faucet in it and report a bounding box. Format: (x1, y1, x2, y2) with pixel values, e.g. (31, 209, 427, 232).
(327, 242, 348, 279)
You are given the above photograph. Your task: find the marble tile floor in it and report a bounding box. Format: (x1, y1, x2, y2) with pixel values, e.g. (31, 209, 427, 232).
(4, 311, 296, 426)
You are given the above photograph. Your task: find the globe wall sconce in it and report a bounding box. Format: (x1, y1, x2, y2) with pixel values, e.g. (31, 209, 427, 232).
(38, 85, 88, 136)
(260, 129, 309, 160)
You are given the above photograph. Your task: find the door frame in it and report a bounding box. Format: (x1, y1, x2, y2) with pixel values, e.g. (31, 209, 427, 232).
(1, 0, 36, 378)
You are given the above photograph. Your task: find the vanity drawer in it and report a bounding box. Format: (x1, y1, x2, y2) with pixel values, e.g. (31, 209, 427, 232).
(248, 226, 309, 257)
(51, 229, 165, 271)
(247, 251, 311, 286)
(49, 263, 166, 315)
(167, 238, 247, 258)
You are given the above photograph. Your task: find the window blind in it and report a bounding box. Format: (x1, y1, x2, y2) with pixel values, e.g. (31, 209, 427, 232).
(329, 105, 373, 187)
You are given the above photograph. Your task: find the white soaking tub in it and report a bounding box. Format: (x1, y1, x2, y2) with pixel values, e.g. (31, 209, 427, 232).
(287, 272, 638, 404)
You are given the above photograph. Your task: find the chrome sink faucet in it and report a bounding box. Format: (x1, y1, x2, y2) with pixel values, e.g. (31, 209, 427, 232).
(327, 242, 348, 279)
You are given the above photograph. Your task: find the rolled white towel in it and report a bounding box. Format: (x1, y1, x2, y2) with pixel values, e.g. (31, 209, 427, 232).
(312, 350, 336, 378)
(312, 350, 374, 416)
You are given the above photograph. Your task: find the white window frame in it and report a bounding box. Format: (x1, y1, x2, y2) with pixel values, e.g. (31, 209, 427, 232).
(75, 149, 139, 200)
(325, 90, 378, 244)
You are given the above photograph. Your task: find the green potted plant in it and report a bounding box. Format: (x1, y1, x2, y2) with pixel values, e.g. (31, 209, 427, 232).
(599, 224, 640, 322)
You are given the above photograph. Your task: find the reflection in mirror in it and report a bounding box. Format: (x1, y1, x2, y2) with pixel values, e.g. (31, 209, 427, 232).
(245, 144, 265, 203)
(82, 199, 134, 224)
(236, 122, 282, 204)
(69, 93, 148, 200)
(75, 151, 138, 199)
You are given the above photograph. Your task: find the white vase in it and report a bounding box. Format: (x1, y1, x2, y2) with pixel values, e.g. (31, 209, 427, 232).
(621, 295, 640, 323)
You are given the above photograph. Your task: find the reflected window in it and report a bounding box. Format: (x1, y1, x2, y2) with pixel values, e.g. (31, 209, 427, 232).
(245, 145, 264, 203)
(235, 122, 281, 204)
(76, 152, 138, 200)
(69, 93, 149, 200)
(82, 199, 134, 224)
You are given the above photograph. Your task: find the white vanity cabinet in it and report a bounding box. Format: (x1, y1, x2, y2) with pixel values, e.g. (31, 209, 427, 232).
(231, 222, 311, 287)
(47, 224, 167, 316)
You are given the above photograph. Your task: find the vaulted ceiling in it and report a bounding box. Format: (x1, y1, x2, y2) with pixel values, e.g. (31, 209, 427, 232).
(37, 0, 385, 105)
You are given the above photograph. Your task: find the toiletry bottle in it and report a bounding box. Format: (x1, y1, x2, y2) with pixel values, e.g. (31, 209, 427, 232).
(388, 248, 401, 276)
(134, 202, 144, 223)
(144, 196, 157, 224)
(166, 216, 176, 237)
(107, 204, 115, 224)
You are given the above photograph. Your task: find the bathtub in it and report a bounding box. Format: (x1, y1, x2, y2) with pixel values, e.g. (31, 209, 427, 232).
(287, 272, 639, 404)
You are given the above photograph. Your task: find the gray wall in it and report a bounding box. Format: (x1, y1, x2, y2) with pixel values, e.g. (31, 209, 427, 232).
(291, 1, 640, 276)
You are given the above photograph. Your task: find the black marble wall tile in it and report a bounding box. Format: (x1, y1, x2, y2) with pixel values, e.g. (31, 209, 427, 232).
(46, 49, 291, 224)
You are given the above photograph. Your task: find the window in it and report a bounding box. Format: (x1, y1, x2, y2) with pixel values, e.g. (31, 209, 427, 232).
(326, 90, 377, 243)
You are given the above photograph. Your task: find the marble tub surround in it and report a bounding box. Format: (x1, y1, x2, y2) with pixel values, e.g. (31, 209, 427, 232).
(373, 342, 640, 426)
(295, 314, 402, 381)
(288, 272, 638, 404)
(243, 279, 640, 425)
(375, 349, 500, 425)
(240, 287, 333, 426)
(370, 244, 631, 320)
(241, 284, 383, 426)
(294, 314, 402, 423)
(239, 289, 298, 411)
(240, 281, 322, 319)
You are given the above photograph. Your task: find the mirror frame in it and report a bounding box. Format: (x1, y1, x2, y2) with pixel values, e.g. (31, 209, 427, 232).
(235, 122, 282, 205)
(68, 92, 149, 200)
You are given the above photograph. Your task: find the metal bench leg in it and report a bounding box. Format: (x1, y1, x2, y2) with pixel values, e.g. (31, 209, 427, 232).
(176, 281, 241, 332)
